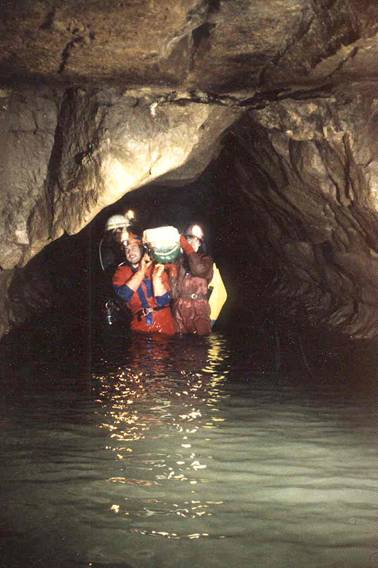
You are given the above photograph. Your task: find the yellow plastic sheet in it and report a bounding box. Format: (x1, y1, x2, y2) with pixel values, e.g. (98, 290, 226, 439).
(209, 263, 227, 324)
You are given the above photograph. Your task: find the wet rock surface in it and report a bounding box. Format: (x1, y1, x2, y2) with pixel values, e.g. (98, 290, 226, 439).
(0, 87, 238, 270)
(214, 92, 377, 338)
(0, 0, 375, 95)
(0, 87, 59, 270)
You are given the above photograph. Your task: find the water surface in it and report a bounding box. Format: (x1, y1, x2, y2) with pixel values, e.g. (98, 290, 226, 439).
(0, 331, 376, 568)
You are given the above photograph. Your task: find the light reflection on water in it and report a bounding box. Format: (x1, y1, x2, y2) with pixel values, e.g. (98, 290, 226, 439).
(94, 335, 230, 545)
(0, 333, 377, 568)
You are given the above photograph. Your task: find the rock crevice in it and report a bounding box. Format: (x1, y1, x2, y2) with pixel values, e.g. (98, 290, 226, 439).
(212, 94, 377, 338)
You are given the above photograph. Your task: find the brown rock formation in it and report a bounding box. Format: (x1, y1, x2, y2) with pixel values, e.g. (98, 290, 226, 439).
(0, 0, 375, 93)
(214, 89, 377, 338)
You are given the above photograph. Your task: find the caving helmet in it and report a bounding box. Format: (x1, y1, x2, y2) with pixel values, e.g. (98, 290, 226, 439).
(184, 223, 206, 253)
(105, 210, 139, 246)
(184, 223, 205, 242)
(105, 214, 129, 232)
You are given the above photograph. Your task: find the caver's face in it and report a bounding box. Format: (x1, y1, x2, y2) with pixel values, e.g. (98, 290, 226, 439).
(186, 235, 201, 252)
(125, 242, 143, 265)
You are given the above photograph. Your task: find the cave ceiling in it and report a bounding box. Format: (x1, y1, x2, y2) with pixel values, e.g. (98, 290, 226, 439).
(0, 0, 376, 99)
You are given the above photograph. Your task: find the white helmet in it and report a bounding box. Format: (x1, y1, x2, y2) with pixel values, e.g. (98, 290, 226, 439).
(105, 214, 129, 232)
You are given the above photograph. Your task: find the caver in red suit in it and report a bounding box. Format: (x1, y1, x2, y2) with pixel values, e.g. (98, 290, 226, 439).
(113, 246, 176, 336)
(172, 226, 213, 336)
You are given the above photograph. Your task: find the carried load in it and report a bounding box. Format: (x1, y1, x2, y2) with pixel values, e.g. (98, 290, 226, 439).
(143, 226, 181, 264)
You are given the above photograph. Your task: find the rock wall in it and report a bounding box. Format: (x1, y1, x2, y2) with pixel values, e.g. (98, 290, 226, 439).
(216, 89, 377, 338)
(0, 87, 59, 270)
(0, 0, 376, 341)
(0, 86, 238, 335)
(0, 86, 238, 270)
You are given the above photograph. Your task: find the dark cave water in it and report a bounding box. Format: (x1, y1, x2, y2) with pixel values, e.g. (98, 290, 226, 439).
(0, 328, 376, 568)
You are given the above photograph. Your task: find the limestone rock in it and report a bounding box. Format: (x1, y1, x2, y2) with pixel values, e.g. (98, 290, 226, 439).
(0, 0, 375, 95)
(0, 87, 238, 270)
(44, 89, 239, 240)
(215, 93, 378, 338)
(0, 88, 59, 269)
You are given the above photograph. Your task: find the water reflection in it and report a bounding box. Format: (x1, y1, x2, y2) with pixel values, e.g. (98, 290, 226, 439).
(92, 335, 231, 538)
(0, 329, 376, 568)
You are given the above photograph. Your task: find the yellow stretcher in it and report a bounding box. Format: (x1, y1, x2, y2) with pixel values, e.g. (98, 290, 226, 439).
(208, 263, 227, 326)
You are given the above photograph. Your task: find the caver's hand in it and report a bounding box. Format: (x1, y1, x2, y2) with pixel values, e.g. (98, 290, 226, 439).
(164, 263, 178, 280)
(153, 263, 165, 279)
(152, 263, 170, 296)
(140, 253, 153, 273)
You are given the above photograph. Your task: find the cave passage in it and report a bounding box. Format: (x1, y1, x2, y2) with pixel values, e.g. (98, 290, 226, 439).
(1, 89, 377, 377)
(0, 2, 377, 567)
(1, 87, 377, 350)
(1, 147, 375, 385)
(1, 162, 268, 364)
(0, 0, 377, 348)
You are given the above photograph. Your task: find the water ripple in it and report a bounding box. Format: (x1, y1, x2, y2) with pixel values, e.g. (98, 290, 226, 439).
(0, 334, 376, 568)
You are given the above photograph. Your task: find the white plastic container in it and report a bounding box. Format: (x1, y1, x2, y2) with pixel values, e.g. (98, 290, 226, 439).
(143, 226, 181, 263)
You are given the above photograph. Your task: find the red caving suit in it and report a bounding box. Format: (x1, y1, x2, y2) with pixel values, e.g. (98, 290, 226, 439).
(113, 264, 176, 335)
